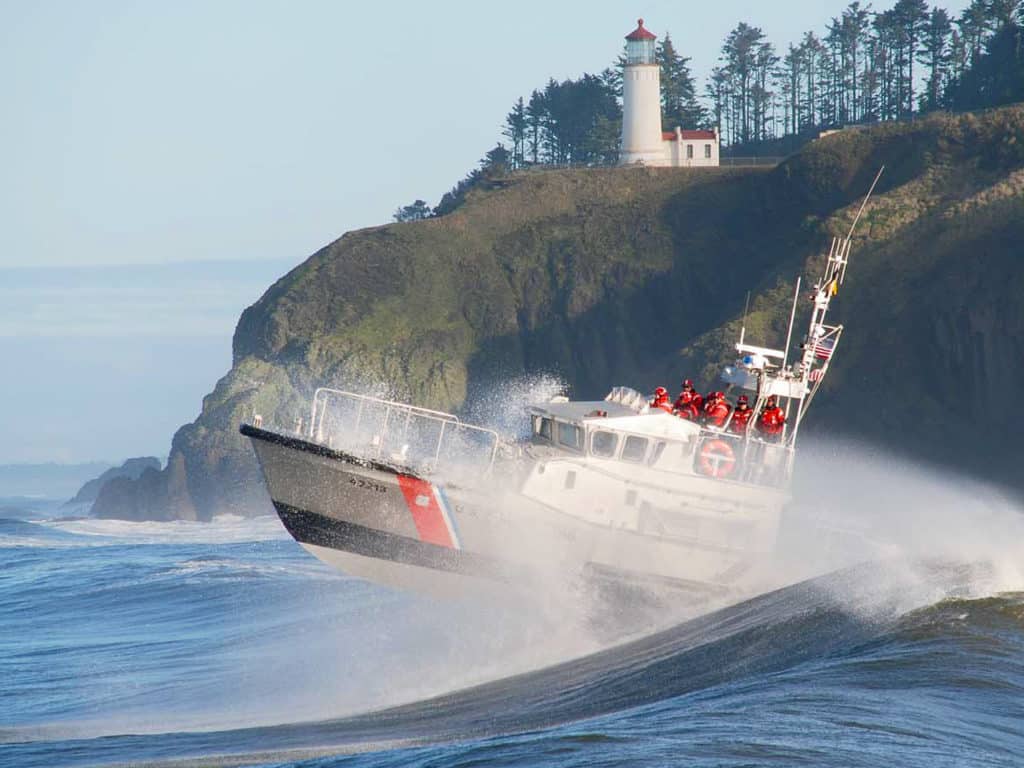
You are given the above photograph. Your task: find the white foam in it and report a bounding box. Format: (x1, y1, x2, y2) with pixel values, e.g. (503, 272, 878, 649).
(38, 513, 290, 546)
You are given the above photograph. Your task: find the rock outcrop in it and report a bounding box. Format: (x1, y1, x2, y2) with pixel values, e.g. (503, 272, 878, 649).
(91, 106, 1024, 520)
(67, 456, 160, 507)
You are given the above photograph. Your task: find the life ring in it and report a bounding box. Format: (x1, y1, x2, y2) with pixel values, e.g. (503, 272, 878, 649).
(697, 439, 736, 478)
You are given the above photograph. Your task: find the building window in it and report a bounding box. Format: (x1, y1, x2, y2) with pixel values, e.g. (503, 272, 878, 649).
(686, 144, 694, 160)
(704, 144, 712, 158)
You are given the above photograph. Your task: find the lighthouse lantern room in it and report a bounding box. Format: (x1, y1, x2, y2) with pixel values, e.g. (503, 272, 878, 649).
(624, 17, 656, 64)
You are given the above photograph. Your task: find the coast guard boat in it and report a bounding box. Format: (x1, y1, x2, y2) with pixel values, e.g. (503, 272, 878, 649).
(241, 178, 881, 602)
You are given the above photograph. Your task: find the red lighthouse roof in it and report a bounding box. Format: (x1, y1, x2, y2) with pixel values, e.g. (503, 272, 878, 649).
(625, 18, 657, 41)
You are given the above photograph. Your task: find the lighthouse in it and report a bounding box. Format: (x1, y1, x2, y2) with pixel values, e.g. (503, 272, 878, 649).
(619, 19, 720, 168)
(619, 18, 664, 166)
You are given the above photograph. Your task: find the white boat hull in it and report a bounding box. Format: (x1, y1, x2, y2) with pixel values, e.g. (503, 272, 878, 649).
(242, 425, 786, 601)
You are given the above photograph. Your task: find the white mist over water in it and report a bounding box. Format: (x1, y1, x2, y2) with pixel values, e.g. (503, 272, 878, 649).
(27, 381, 1023, 742)
(314, 376, 1024, 657)
(773, 437, 1024, 618)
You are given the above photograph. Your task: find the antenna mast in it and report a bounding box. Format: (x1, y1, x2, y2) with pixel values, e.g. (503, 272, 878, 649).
(739, 291, 751, 347)
(789, 166, 884, 445)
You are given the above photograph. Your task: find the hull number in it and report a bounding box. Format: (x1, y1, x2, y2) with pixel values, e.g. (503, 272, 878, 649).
(348, 476, 387, 493)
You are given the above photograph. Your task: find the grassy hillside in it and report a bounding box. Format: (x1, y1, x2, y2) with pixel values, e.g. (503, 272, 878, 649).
(93, 106, 1024, 520)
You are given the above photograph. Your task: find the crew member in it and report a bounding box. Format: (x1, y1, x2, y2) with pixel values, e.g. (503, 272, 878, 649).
(730, 395, 753, 434)
(650, 386, 673, 413)
(675, 399, 699, 421)
(757, 396, 787, 440)
(703, 391, 732, 428)
(674, 379, 703, 413)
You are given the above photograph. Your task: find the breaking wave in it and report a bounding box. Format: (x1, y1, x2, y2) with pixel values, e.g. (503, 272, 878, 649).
(2, 435, 1024, 767)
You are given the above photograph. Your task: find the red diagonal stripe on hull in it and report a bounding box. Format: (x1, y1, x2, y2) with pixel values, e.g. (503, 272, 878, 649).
(396, 474, 454, 548)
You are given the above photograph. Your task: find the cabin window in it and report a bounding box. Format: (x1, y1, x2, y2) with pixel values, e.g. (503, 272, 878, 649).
(649, 441, 667, 465)
(557, 422, 583, 451)
(622, 436, 648, 462)
(704, 144, 712, 158)
(686, 144, 694, 159)
(534, 416, 553, 441)
(591, 430, 618, 457)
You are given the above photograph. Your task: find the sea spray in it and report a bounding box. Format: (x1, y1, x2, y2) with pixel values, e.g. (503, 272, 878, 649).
(5, 439, 1024, 766)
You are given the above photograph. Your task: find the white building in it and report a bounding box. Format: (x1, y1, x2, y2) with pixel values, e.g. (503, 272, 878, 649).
(619, 19, 720, 168)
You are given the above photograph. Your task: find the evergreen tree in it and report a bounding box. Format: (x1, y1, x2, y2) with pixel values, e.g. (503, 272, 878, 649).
(503, 97, 528, 169)
(657, 33, 705, 129)
(989, 0, 1023, 29)
(705, 65, 730, 137)
(525, 89, 545, 165)
(958, 0, 991, 68)
(393, 200, 432, 223)
(944, 16, 1024, 109)
(600, 63, 623, 99)
(843, 2, 872, 122)
(717, 23, 773, 144)
(919, 8, 952, 111)
(893, 0, 930, 116)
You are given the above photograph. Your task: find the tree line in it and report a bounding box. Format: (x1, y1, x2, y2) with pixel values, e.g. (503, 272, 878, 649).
(715, 0, 1024, 148)
(396, 0, 1024, 221)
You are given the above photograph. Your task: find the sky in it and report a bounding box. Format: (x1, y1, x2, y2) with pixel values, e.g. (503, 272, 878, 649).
(0, 0, 972, 465)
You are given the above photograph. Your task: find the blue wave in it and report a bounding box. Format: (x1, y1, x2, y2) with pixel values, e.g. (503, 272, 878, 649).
(2, 536, 1022, 768)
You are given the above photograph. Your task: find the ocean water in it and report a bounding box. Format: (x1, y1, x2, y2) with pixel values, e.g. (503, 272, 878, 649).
(3, 455, 1024, 767)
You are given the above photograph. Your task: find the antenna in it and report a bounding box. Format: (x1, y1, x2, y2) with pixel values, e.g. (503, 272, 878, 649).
(781, 277, 801, 372)
(739, 291, 751, 346)
(845, 166, 885, 243)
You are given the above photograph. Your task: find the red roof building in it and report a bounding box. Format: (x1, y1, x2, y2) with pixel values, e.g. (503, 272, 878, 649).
(663, 130, 717, 141)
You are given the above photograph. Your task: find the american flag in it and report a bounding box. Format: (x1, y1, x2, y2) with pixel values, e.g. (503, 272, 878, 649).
(809, 367, 825, 383)
(813, 337, 835, 360)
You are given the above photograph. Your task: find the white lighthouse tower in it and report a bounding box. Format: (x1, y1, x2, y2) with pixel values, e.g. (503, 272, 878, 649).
(620, 19, 665, 166)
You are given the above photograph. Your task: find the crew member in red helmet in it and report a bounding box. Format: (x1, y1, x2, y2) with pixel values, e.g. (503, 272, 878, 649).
(650, 386, 673, 413)
(757, 395, 787, 440)
(673, 379, 703, 414)
(730, 394, 754, 434)
(703, 391, 732, 428)
(675, 399, 699, 421)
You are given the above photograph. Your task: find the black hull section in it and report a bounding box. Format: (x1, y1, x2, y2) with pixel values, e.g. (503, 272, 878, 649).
(274, 501, 508, 582)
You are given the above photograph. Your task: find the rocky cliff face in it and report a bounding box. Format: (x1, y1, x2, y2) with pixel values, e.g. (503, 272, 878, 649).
(92, 106, 1024, 520)
(68, 456, 160, 506)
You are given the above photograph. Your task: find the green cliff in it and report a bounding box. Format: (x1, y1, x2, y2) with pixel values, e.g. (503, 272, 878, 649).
(93, 105, 1024, 521)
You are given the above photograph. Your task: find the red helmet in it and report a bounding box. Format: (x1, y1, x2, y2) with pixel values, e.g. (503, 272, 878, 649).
(715, 391, 725, 399)
(655, 386, 668, 396)
(737, 395, 749, 405)
(682, 379, 693, 388)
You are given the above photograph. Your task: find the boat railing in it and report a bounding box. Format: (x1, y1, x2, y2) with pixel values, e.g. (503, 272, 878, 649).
(693, 428, 794, 489)
(309, 388, 500, 477)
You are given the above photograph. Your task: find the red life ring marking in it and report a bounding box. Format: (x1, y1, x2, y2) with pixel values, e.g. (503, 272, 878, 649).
(697, 439, 736, 478)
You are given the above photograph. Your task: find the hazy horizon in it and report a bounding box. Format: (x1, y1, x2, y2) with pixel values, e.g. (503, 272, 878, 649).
(0, 259, 293, 464)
